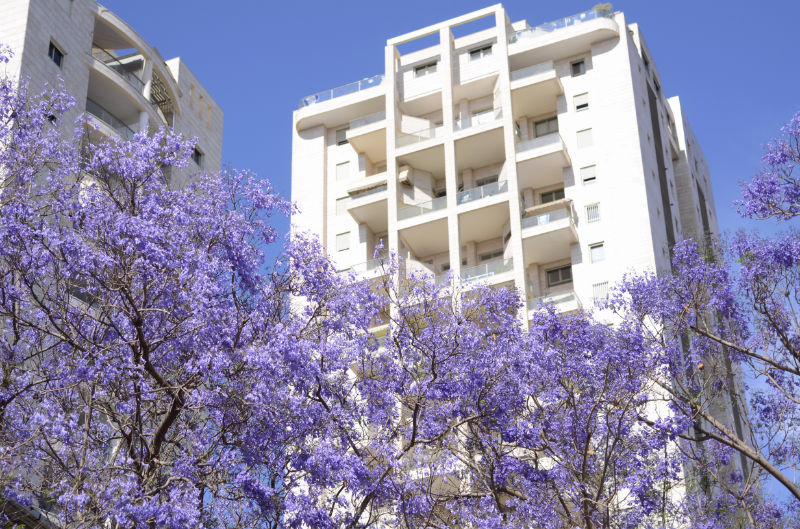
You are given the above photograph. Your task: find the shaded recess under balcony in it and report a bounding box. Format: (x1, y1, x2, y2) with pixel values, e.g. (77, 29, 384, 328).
(520, 198, 578, 263)
(396, 145, 447, 224)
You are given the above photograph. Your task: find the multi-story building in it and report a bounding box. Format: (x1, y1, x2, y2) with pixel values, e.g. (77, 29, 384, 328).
(0, 0, 223, 184)
(291, 3, 719, 320)
(0, 1, 223, 526)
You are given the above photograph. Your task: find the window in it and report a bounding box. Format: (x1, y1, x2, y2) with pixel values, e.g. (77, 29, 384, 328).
(586, 203, 600, 223)
(469, 45, 492, 61)
(191, 147, 203, 166)
(581, 165, 597, 184)
(336, 161, 350, 181)
(546, 265, 572, 287)
(540, 188, 565, 203)
(475, 175, 498, 187)
(335, 127, 349, 146)
(48, 41, 64, 67)
(593, 281, 609, 304)
(375, 162, 387, 173)
(441, 263, 450, 272)
(336, 232, 350, 252)
(434, 189, 446, 198)
(335, 197, 350, 215)
(571, 59, 585, 76)
(577, 128, 593, 148)
(414, 61, 437, 77)
(479, 249, 503, 262)
(534, 117, 558, 137)
(574, 92, 589, 111)
(590, 242, 605, 263)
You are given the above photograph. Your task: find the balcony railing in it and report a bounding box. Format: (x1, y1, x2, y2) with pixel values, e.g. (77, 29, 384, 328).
(85, 99, 136, 140)
(527, 290, 580, 311)
(343, 257, 390, 277)
(350, 111, 386, 131)
(461, 258, 513, 283)
(454, 107, 502, 131)
(516, 132, 561, 154)
(91, 47, 145, 93)
(299, 74, 385, 108)
(521, 202, 574, 229)
(456, 180, 508, 206)
(350, 184, 387, 200)
(508, 6, 614, 44)
(396, 123, 444, 148)
(397, 195, 447, 221)
(510, 60, 555, 82)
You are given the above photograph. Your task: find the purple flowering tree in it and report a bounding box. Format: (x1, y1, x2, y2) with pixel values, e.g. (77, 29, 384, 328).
(611, 112, 800, 525)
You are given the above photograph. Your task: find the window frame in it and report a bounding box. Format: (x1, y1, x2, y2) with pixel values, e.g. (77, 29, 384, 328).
(540, 188, 565, 204)
(574, 92, 589, 111)
(191, 147, 203, 166)
(534, 117, 559, 138)
(586, 202, 601, 223)
(589, 242, 605, 263)
(469, 44, 493, 61)
(571, 59, 585, 76)
(336, 232, 351, 252)
(581, 165, 597, 185)
(414, 61, 438, 77)
(546, 265, 573, 287)
(335, 127, 349, 146)
(48, 41, 64, 67)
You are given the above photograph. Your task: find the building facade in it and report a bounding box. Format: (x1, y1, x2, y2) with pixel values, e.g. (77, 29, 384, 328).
(0, 0, 224, 184)
(291, 3, 718, 319)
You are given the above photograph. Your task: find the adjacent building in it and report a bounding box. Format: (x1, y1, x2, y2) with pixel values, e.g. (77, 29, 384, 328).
(0, 0, 223, 185)
(291, 3, 718, 319)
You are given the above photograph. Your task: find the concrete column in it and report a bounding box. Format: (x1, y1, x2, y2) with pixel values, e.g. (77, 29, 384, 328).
(138, 110, 148, 133)
(142, 59, 154, 100)
(458, 99, 469, 128)
(465, 240, 477, 267)
(440, 27, 461, 280)
(461, 168, 473, 190)
(385, 45, 400, 260)
(518, 115, 529, 141)
(494, 6, 529, 326)
(522, 188, 534, 209)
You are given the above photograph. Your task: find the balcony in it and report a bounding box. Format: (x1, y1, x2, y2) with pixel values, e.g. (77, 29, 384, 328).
(347, 177, 388, 234)
(510, 61, 562, 119)
(85, 98, 137, 140)
(516, 133, 570, 177)
(299, 75, 384, 108)
(456, 180, 508, 207)
(461, 258, 514, 284)
(347, 111, 387, 162)
(521, 199, 578, 264)
(91, 47, 144, 93)
(454, 107, 503, 134)
(341, 257, 390, 281)
(396, 124, 444, 149)
(527, 290, 581, 314)
(509, 7, 614, 44)
(397, 195, 447, 221)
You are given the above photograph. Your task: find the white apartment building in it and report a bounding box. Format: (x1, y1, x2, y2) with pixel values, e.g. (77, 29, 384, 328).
(0, 0, 224, 184)
(291, 3, 719, 320)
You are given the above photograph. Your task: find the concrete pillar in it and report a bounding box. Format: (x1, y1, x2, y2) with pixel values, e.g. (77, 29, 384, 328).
(518, 115, 529, 141)
(465, 240, 477, 267)
(440, 27, 461, 280)
(142, 59, 153, 100)
(138, 110, 148, 133)
(459, 99, 469, 128)
(461, 168, 473, 190)
(522, 188, 534, 209)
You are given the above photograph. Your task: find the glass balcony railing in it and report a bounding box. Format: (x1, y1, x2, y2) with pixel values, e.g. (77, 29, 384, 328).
(527, 290, 579, 311)
(397, 195, 447, 220)
(521, 203, 572, 229)
(509, 6, 614, 44)
(396, 124, 444, 148)
(343, 257, 390, 277)
(456, 180, 508, 205)
(299, 74, 385, 108)
(516, 132, 561, 154)
(350, 111, 386, 131)
(461, 258, 513, 283)
(85, 99, 136, 140)
(91, 48, 145, 93)
(454, 107, 502, 131)
(350, 184, 387, 200)
(510, 60, 555, 82)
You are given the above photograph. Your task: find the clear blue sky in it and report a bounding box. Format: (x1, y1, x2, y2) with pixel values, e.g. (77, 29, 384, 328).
(101, 0, 799, 239)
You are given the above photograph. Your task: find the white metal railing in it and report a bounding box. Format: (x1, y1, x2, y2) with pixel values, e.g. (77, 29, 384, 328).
(91, 47, 145, 93)
(454, 107, 502, 131)
(350, 111, 386, 131)
(396, 123, 444, 147)
(397, 195, 448, 220)
(510, 60, 555, 82)
(508, 6, 614, 44)
(456, 180, 508, 205)
(299, 74, 384, 108)
(461, 258, 513, 282)
(527, 290, 580, 311)
(521, 202, 574, 229)
(516, 132, 561, 154)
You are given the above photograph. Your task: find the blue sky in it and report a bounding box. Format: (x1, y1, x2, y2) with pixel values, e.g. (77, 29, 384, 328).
(102, 0, 800, 241)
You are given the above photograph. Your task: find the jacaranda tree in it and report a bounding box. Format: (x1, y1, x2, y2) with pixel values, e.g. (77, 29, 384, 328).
(0, 43, 790, 528)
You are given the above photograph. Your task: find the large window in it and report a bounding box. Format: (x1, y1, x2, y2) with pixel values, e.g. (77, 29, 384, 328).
(540, 188, 565, 204)
(534, 117, 558, 137)
(48, 41, 64, 67)
(479, 249, 503, 262)
(469, 45, 492, 61)
(546, 265, 572, 287)
(414, 61, 437, 77)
